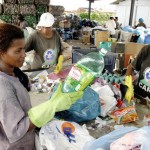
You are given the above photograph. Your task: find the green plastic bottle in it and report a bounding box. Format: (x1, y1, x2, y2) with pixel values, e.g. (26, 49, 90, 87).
(62, 49, 107, 92)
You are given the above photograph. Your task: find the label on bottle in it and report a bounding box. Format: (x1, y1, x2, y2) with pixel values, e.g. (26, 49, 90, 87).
(63, 64, 96, 92)
(69, 66, 82, 81)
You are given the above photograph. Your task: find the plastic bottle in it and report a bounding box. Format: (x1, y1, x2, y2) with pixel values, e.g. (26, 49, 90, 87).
(62, 49, 107, 92)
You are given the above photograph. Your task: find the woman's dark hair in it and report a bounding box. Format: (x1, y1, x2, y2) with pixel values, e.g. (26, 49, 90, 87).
(0, 23, 24, 52)
(14, 68, 30, 91)
(0, 23, 29, 90)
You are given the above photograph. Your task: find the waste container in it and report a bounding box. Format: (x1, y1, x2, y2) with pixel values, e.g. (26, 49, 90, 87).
(72, 47, 117, 72)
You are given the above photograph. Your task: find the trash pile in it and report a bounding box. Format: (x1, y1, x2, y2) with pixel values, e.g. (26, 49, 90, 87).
(32, 48, 149, 150)
(120, 26, 150, 44)
(29, 70, 60, 93)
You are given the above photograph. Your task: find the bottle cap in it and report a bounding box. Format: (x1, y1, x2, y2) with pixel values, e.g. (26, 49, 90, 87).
(100, 48, 107, 56)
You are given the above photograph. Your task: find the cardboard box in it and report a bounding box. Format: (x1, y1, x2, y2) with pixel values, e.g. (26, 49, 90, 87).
(94, 31, 110, 47)
(124, 42, 146, 67)
(111, 42, 146, 68)
(111, 42, 125, 53)
(82, 35, 90, 44)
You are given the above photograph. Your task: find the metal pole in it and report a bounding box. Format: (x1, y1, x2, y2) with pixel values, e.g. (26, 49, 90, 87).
(129, 0, 135, 26)
(88, 0, 92, 20)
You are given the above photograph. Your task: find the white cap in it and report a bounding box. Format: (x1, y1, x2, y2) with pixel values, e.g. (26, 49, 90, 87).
(37, 12, 54, 27)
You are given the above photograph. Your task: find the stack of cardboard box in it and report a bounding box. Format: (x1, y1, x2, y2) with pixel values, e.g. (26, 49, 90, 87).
(94, 30, 110, 47)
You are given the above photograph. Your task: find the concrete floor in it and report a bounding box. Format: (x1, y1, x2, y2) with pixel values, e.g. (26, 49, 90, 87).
(29, 40, 149, 139)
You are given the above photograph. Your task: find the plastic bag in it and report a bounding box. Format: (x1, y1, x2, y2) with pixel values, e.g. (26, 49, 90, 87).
(55, 86, 101, 122)
(100, 95, 117, 117)
(83, 126, 137, 150)
(110, 126, 150, 150)
(91, 84, 117, 117)
(109, 105, 139, 124)
(39, 120, 94, 150)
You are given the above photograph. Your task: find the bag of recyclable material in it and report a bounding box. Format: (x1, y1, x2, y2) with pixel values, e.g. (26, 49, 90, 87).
(35, 0, 50, 5)
(48, 5, 65, 16)
(3, 4, 19, 15)
(110, 126, 150, 150)
(55, 86, 101, 122)
(83, 126, 137, 150)
(18, 0, 34, 4)
(4, 0, 16, 3)
(20, 4, 36, 15)
(39, 120, 94, 150)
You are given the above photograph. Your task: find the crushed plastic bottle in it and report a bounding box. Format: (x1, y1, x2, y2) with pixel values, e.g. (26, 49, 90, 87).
(62, 48, 107, 92)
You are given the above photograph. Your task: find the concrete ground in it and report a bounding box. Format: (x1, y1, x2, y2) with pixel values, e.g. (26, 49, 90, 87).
(29, 40, 149, 139)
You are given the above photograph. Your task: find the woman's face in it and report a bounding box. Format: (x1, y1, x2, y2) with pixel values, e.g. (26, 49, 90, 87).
(40, 27, 53, 38)
(0, 39, 26, 68)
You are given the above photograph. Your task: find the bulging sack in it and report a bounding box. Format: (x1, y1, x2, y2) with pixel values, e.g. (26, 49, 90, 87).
(55, 86, 101, 122)
(39, 120, 94, 150)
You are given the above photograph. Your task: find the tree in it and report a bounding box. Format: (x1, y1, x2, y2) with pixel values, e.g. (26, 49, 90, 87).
(79, 12, 115, 25)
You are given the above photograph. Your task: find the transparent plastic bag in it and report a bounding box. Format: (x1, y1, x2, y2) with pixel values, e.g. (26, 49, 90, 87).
(83, 126, 137, 150)
(110, 126, 150, 150)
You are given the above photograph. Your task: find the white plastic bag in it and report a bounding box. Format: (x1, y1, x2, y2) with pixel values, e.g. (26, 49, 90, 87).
(110, 126, 150, 150)
(39, 120, 94, 150)
(100, 95, 117, 117)
(91, 84, 117, 117)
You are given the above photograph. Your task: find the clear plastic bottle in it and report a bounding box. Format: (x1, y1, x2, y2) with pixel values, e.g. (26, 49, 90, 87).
(62, 49, 107, 93)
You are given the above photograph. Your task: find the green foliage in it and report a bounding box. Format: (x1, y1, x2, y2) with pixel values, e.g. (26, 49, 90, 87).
(79, 12, 88, 20)
(79, 12, 115, 25)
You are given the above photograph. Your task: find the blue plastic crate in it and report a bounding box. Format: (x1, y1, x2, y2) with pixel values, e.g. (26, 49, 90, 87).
(72, 47, 117, 72)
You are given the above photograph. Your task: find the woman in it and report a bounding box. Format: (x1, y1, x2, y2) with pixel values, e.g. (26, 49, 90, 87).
(135, 18, 146, 29)
(25, 12, 63, 70)
(0, 23, 35, 149)
(0, 23, 83, 149)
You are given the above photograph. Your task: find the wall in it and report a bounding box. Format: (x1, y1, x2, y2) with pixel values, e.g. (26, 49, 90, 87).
(115, 0, 150, 28)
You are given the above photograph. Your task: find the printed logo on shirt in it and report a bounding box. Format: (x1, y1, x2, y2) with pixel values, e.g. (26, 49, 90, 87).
(43, 49, 57, 65)
(138, 67, 150, 94)
(144, 67, 150, 84)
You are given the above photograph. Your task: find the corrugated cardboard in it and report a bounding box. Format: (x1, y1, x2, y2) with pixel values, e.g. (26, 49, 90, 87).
(124, 42, 146, 67)
(125, 42, 145, 54)
(94, 31, 110, 47)
(111, 42, 146, 68)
